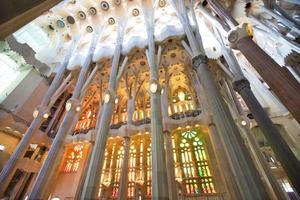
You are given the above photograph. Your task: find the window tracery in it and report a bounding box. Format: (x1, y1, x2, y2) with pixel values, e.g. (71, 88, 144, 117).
(174, 128, 216, 195)
(62, 143, 84, 173)
(98, 127, 215, 198)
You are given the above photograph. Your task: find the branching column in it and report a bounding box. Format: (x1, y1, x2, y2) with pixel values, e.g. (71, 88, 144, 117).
(81, 27, 127, 199)
(192, 56, 268, 199)
(207, 123, 242, 200)
(28, 36, 96, 199)
(143, 2, 169, 198)
(164, 131, 178, 200)
(0, 42, 75, 197)
(161, 65, 171, 119)
(233, 79, 300, 194)
(216, 33, 300, 196)
(206, 0, 300, 123)
(124, 71, 144, 125)
(172, 0, 268, 198)
(118, 136, 130, 200)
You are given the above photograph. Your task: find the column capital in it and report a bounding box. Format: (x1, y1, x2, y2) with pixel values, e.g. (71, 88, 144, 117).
(227, 23, 250, 49)
(232, 78, 251, 93)
(192, 54, 208, 69)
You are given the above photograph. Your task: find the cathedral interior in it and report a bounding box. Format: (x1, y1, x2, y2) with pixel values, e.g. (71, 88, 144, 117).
(0, 0, 300, 199)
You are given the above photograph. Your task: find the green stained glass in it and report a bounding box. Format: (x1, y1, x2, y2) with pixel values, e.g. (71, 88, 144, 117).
(198, 141, 203, 145)
(182, 130, 197, 139)
(180, 143, 184, 148)
(198, 167, 203, 177)
(193, 141, 198, 146)
(182, 139, 187, 143)
(194, 137, 199, 141)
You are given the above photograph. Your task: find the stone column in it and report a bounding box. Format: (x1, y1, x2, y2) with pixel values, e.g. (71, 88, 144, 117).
(216, 34, 300, 195)
(127, 98, 134, 125)
(148, 54, 169, 200)
(172, 1, 268, 198)
(118, 136, 130, 200)
(0, 42, 75, 197)
(164, 131, 178, 200)
(192, 55, 268, 200)
(143, 9, 169, 199)
(207, 123, 242, 200)
(206, 0, 300, 123)
(233, 79, 300, 194)
(161, 86, 169, 119)
(222, 75, 287, 199)
(81, 28, 127, 199)
(28, 36, 96, 199)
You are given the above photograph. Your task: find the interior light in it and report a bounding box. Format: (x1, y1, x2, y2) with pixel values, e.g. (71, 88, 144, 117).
(241, 120, 247, 126)
(0, 144, 5, 151)
(65, 102, 72, 111)
(149, 82, 158, 94)
(33, 109, 39, 118)
(115, 98, 118, 104)
(178, 91, 185, 101)
(104, 93, 110, 103)
(43, 112, 49, 119)
(76, 106, 81, 112)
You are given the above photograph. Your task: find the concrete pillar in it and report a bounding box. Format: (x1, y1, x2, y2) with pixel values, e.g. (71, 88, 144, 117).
(164, 131, 178, 200)
(118, 136, 130, 200)
(233, 79, 300, 194)
(81, 28, 126, 199)
(0, 44, 73, 197)
(144, 14, 169, 200)
(172, 1, 268, 197)
(217, 36, 300, 195)
(28, 37, 95, 199)
(127, 98, 134, 125)
(207, 123, 242, 200)
(192, 55, 268, 200)
(206, 0, 300, 123)
(222, 75, 288, 199)
(148, 79, 169, 200)
(161, 86, 169, 119)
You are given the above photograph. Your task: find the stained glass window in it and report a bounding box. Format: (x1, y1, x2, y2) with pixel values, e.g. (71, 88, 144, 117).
(128, 144, 136, 197)
(62, 143, 84, 173)
(98, 137, 123, 198)
(146, 144, 152, 196)
(175, 128, 216, 195)
(181, 130, 197, 139)
(97, 128, 215, 198)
